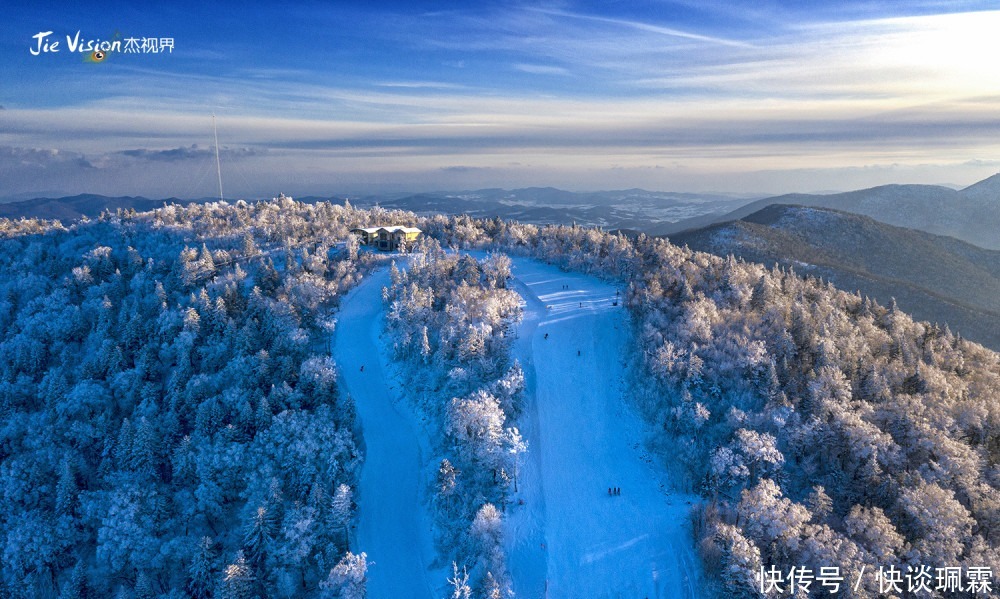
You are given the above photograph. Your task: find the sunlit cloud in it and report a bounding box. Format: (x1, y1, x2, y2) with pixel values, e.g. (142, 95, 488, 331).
(4, 3, 1000, 196)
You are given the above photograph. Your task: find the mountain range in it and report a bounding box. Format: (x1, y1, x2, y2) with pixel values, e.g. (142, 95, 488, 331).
(313, 187, 751, 231)
(0, 194, 198, 222)
(671, 203, 1000, 350)
(659, 173, 1000, 249)
(7, 173, 1000, 251)
(0, 188, 749, 232)
(5, 177, 1000, 349)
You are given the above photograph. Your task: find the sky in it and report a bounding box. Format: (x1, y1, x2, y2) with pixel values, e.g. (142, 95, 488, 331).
(2, 1, 1000, 199)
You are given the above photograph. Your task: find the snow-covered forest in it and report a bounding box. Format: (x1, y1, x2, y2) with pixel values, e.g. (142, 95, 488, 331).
(450, 218, 1000, 597)
(3, 197, 1000, 598)
(0, 199, 416, 597)
(384, 240, 525, 597)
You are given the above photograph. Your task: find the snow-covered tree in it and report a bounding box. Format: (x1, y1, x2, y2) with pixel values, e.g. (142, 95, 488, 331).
(319, 551, 367, 599)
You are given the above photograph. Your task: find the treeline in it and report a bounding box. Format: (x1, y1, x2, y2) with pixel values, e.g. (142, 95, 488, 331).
(383, 239, 525, 598)
(0, 198, 402, 598)
(427, 216, 1000, 598)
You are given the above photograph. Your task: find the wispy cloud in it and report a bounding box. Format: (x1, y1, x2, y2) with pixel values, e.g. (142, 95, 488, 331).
(118, 145, 262, 162)
(5, 3, 1000, 196)
(530, 7, 753, 48)
(513, 63, 572, 76)
(376, 81, 468, 90)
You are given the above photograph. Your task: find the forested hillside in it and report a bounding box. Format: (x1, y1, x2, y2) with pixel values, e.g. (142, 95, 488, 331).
(0, 199, 415, 597)
(672, 204, 1000, 350)
(440, 216, 1000, 597)
(4, 198, 1000, 598)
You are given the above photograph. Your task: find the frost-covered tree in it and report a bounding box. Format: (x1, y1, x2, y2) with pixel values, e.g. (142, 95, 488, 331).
(319, 551, 367, 599)
(331, 484, 354, 551)
(0, 198, 372, 596)
(187, 536, 217, 599)
(219, 551, 255, 599)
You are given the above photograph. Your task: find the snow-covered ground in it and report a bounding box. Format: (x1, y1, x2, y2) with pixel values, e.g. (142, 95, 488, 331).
(333, 267, 442, 598)
(504, 257, 702, 599)
(335, 256, 701, 598)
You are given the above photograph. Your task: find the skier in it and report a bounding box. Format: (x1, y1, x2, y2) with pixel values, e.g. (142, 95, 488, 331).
(544, 333, 549, 340)
(360, 365, 364, 372)
(578, 350, 581, 356)
(608, 487, 612, 496)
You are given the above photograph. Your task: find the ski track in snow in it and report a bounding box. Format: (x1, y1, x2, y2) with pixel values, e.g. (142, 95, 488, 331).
(334, 267, 442, 598)
(504, 257, 702, 599)
(335, 256, 701, 598)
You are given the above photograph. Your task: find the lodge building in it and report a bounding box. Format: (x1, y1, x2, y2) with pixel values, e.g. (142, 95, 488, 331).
(351, 226, 422, 251)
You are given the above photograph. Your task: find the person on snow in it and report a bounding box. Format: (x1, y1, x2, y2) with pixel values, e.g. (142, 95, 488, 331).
(360, 365, 364, 372)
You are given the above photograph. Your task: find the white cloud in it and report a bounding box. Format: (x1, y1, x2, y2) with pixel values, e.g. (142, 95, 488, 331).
(513, 63, 571, 76)
(5, 6, 1000, 196)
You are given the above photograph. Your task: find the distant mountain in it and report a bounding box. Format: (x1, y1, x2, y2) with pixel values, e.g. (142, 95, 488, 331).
(672, 204, 1000, 349)
(661, 173, 1000, 249)
(0, 194, 202, 222)
(0, 188, 752, 232)
(340, 188, 751, 232)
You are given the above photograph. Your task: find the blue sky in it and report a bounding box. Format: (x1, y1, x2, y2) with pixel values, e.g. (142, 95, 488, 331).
(3, 1, 1000, 198)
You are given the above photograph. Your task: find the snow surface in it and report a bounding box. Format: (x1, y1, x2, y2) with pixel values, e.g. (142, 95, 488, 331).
(335, 257, 701, 598)
(503, 257, 702, 599)
(333, 267, 442, 598)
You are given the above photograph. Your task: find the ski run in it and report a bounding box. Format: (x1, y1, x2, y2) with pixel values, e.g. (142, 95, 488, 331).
(334, 255, 701, 597)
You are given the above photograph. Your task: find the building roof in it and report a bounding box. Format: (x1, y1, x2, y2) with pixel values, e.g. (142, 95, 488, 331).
(351, 226, 422, 234)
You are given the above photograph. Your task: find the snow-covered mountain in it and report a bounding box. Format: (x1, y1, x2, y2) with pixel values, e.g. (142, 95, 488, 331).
(672, 203, 1000, 349)
(661, 173, 1000, 249)
(3, 197, 1000, 597)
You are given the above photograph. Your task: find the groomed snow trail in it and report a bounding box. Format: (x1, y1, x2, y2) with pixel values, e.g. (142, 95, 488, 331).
(504, 257, 702, 599)
(333, 267, 439, 598)
(335, 256, 700, 598)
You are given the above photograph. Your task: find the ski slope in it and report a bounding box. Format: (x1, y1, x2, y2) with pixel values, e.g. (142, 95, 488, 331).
(504, 257, 702, 599)
(333, 267, 440, 598)
(335, 256, 701, 598)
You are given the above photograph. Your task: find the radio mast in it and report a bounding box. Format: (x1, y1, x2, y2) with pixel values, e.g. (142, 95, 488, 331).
(212, 113, 224, 202)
